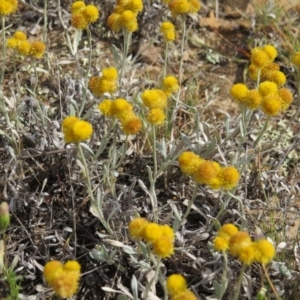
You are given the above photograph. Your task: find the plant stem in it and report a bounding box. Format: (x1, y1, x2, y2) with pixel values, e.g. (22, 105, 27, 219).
(119, 30, 131, 84)
(163, 42, 169, 78)
(253, 116, 270, 148)
(179, 15, 187, 85)
(152, 125, 158, 175)
(232, 264, 247, 300)
(0, 16, 6, 88)
(174, 183, 199, 231)
(143, 257, 161, 300)
(79, 27, 93, 117)
(262, 264, 281, 300)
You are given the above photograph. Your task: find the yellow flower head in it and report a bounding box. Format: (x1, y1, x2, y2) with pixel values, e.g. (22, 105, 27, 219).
(248, 64, 259, 81)
(89, 77, 117, 97)
(128, 217, 149, 240)
(278, 87, 293, 110)
(121, 115, 142, 135)
(213, 236, 230, 252)
(251, 48, 271, 69)
(62, 116, 80, 143)
(166, 274, 187, 297)
(267, 71, 286, 87)
(142, 222, 163, 243)
(121, 10, 138, 32)
(220, 166, 240, 190)
(178, 151, 203, 175)
(152, 236, 174, 258)
(43, 260, 64, 285)
(111, 98, 133, 118)
(44, 260, 81, 298)
(160, 21, 176, 42)
(17, 40, 31, 55)
(229, 231, 252, 257)
(29, 41, 46, 58)
(142, 89, 167, 109)
(245, 89, 262, 109)
(258, 81, 278, 96)
(71, 1, 85, 13)
(7, 37, 18, 49)
(168, 0, 190, 17)
(192, 160, 221, 186)
(107, 13, 122, 32)
(254, 239, 275, 265)
(98, 99, 114, 117)
(188, 0, 201, 13)
(147, 108, 166, 125)
(162, 75, 179, 96)
(83, 5, 99, 23)
(260, 94, 282, 116)
(230, 83, 249, 103)
(102, 67, 118, 81)
(262, 45, 277, 61)
(71, 120, 93, 143)
(0, 0, 18, 16)
(291, 51, 300, 68)
(260, 62, 280, 81)
(219, 223, 239, 238)
(119, 0, 143, 13)
(71, 12, 89, 29)
(13, 31, 26, 41)
(237, 243, 256, 265)
(173, 289, 197, 300)
(160, 225, 175, 240)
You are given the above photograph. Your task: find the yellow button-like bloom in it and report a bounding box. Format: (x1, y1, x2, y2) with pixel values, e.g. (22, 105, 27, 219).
(43, 260, 81, 298)
(230, 83, 249, 103)
(267, 71, 286, 87)
(260, 94, 282, 116)
(254, 239, 275, 265)
(7, 31, 27, 51)
(178, 151, 203, 175)
(147, 108, 166, 125)
(162, 75, 179, 96)
(102, 67, 118, 81)
(173, 289, 197, 300)
(142, 89, 167, 109)
(166, 274, 187, 297)
(160, 22, 176, 42)
(168, 0, 200, 17)
(111, 98, 133, 119)
(262, 45, 277, 61)
(29, 41, 46, 59)
(192, 160, 221, 186)
(220, 166, 240, 190)
(120, 10, 138, 32)
(229, 231, 252, 258)
(160, 225, 175, 240)
(278, 87, 293, 110)
(244, 89, 262, 110)
(258, 81, 278, 96)
(62, 117, 93, 143)
(214, 223, 239, 252)
(213, 236, 230, 252)
(291, 51, 300, 68)
(219, 223, 239, 237)
(118, 0, 143, 14)
(128, 217, 148, 240)
(71, 2, 99, 30)
(251, 47, 271, 69)
(0, 0, 18, 16)
(89, 76, 118, 97)
(121, 115, 142, 135)
(107, 13, 122, 32)
(152, 236, 174, 258)
(98, 99, 114, 117)
(142, 222, 163, 243)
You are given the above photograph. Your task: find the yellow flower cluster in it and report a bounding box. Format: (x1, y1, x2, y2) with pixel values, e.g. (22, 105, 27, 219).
(107, 0, 143, 33)
(0, 0, 18, 16)
(160, 21, 176, 42)
(62, 116, 93, 143)
(230, 81, 293, 115)
(168, 0, 201, 17)
(291, 51, 300, 68)
(7, 31, 46, 58)
(89, 67, 118, 97)
(129, 218, 174, 258)
(142, 88, 167, 126)
(43, 260, 81, 298)
(161, 75, 179, 97)
(71, 1, 99, 30)
(213, 224, 276, 266)
(167, 274, 197, 300)
(98, 98, 142, 135)
(178, 151, 240, 190)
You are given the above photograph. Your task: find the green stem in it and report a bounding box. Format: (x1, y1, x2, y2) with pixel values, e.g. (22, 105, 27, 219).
(79, 27, 92, 117)
(152, 125, 157, 175)
(163, 42, 169, 78)
(144, 257, 161, 300)
(262, 264, 281, 300)
(174, 183, 199, 231)
(119, 30, 131, 83)
(232, 264, 247, 300)
(0, 16, 6, 88)
(253, 116, 270, 148)
(179, 15, 187, 85)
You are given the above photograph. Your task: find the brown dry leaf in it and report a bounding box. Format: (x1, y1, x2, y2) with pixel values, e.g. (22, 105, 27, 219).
(286, 219, 300, 240)
(139, 42, 161, 64)
(200, 11, 220, 30)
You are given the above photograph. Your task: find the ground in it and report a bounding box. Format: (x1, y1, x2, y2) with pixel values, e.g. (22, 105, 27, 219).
(0, 0, 300, 299)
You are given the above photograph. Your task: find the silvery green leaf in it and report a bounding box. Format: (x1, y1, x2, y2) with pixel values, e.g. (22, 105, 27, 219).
(131, 275, 138, 300)
(180, 133, 192, 147)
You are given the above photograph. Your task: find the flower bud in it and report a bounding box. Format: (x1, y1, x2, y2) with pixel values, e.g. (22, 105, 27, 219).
(0, 202, 10, 231)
